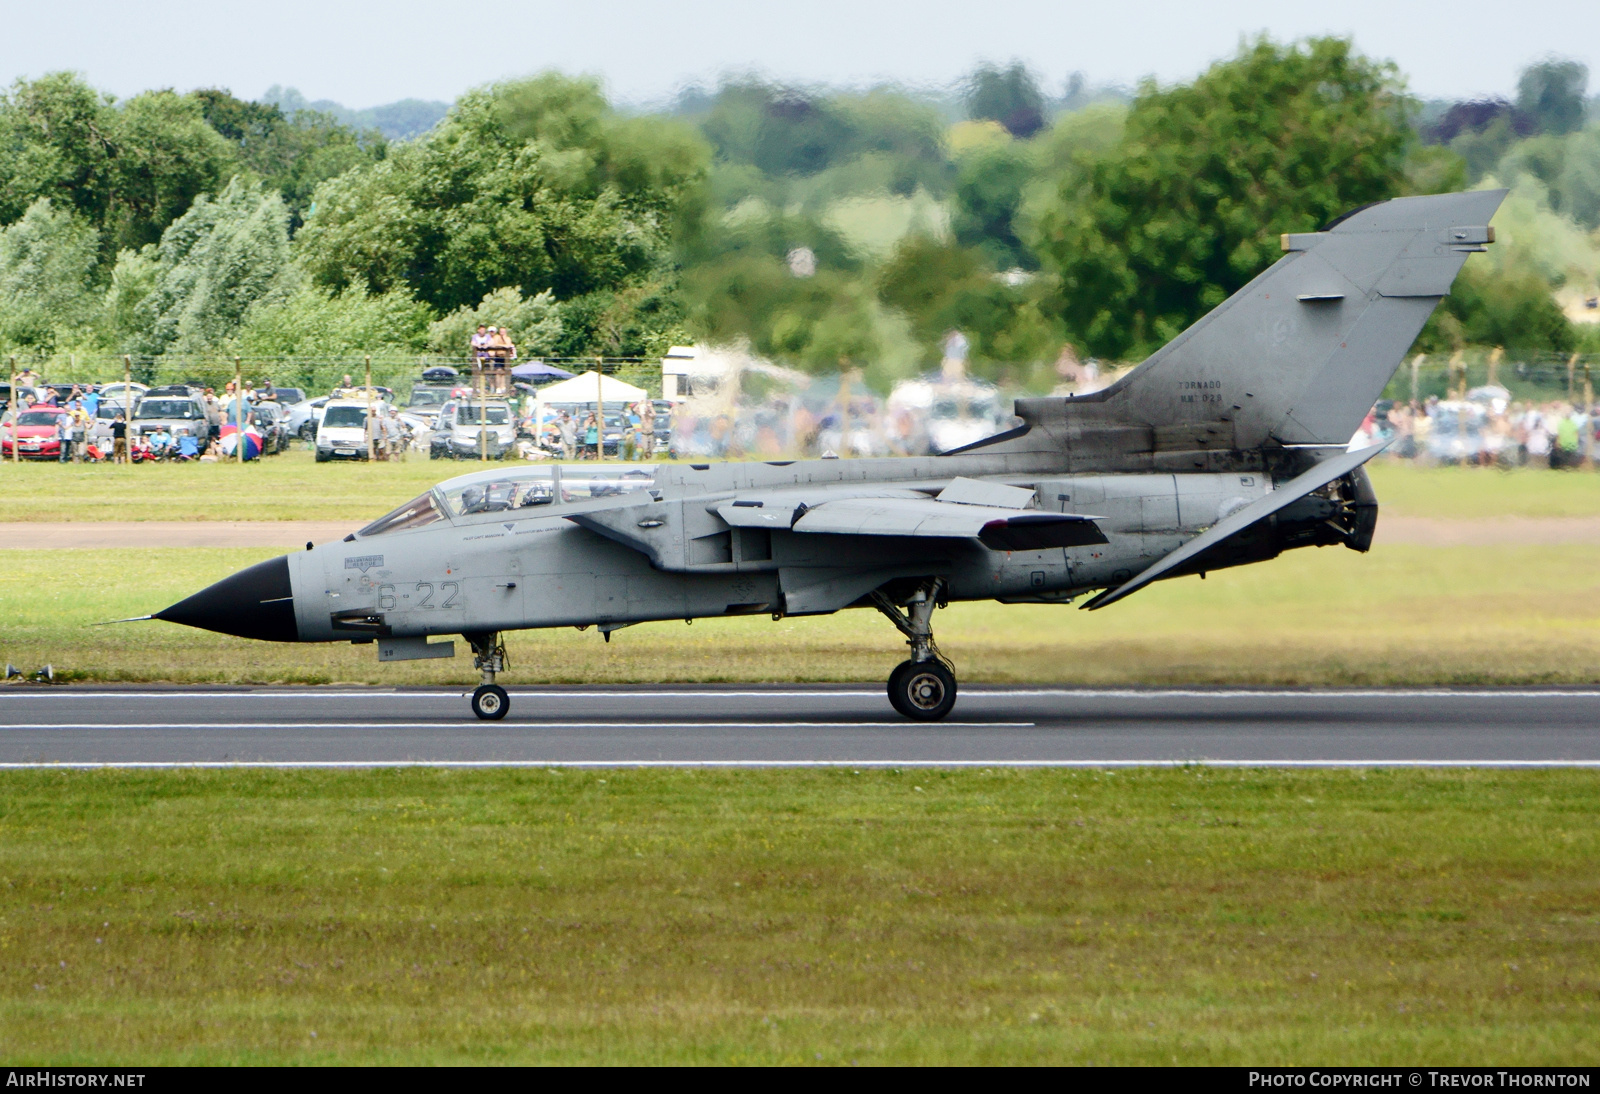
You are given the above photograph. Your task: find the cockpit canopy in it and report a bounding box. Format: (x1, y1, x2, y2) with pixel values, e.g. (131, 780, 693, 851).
(356, 464, 658, 537)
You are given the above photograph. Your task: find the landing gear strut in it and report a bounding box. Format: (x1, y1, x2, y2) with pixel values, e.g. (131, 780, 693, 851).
(871, 579, 957, 722)
(466, 631, 509, 720)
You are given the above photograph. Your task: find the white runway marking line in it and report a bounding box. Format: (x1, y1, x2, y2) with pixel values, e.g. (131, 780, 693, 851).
(5, 688, 1600, 700)
(2, 759, 1599, 770)
(0, 721, 1036, 730)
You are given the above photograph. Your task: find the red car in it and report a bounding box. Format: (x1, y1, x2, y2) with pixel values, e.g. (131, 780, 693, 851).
(1, 408, 69, 459)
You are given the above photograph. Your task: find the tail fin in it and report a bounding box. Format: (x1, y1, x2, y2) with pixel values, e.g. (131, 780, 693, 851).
(1012, 189, 1505, 455)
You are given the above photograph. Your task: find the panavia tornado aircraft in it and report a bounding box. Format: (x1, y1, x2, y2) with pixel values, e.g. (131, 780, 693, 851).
(148, 189, 1503, 721)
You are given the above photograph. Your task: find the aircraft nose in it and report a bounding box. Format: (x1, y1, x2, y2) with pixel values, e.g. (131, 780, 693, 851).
(156, 555, 299, 642)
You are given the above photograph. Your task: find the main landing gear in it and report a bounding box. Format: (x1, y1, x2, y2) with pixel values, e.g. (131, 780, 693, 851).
(871, 579, 957, 722)
(466, 631, 509, 719)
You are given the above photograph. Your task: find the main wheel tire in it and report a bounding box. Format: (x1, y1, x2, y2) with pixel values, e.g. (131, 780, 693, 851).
(889, 659, 957, 722)
(886, 659, 916, 718)
(471, 683, 509, 720)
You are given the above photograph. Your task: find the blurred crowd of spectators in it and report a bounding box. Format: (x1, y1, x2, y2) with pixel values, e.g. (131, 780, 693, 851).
(1355, 389, 1598, 468)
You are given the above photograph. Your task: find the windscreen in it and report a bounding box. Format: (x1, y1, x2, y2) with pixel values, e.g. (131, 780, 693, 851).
(18, 411, 61, 426)
(136, 400, 201, 420)
(322, 406, 369, 428)
(358, 491, 446, 536)
(457, 405, 510, 425)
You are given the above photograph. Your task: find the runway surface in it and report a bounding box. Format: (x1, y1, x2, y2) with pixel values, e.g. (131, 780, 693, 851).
(1, 685, 1598, 767)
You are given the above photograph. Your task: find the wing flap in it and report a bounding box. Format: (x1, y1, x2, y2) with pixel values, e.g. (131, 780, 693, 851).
(791, 495, 1106, 547)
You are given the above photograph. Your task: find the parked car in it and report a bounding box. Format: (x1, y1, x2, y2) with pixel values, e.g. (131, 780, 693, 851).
(1, 407, 70, 459)
(316, 399, 391, 462)
(287, 395, 330, 441)
(430, 399, 516, 459)
(94, 382, 146, 418)
(251, 401, 290, 455)
(408, 384, 455, 412)
(131, 396, 208, 445)
(267, 387, 305, 406)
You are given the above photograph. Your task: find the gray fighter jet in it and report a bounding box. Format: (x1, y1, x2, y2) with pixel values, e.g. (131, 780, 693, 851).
(150, 190, 1503, 720)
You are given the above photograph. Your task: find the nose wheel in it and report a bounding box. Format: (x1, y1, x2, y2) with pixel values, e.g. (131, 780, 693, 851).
(466, 631, 510, 720)
(871, 580, 957, 722)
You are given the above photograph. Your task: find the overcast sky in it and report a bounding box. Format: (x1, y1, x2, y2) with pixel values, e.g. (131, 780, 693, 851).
(4, 0, 1593, 108)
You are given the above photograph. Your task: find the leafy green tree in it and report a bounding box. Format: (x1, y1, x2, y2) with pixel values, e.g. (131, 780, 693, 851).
(1030, 37, 1412, 359)
(1516, 59, 1588, 137)
(191, 89, 384, 228)
(1402, 145, 1469, 195)
(0, 74, 237, 261)
(1415, 259, 1573, 356)
(683, 250, 878, 370)
(1557, 125, 1600, 229)
(105, 90, 239, 253)
(102, 245, 159, 352)
(0, 199, 102, 352)
(0, 74, 117, 232)
(234, 281, 431, 359)
(133, 177, 290, 356)
(952, 141, 1035, 269)
(425, 286, 563, 357)
(700, 81, 854, 178)
(550, 278, 688, 359)
(877, 234, 1060, 370)
(965, 62, 1046, 139)
(295, 73, 709, 333)
(1031, 102, 1127, 178)
(697, 80, 949, 202)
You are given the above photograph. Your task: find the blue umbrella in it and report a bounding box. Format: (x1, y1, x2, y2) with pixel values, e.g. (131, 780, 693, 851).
(510, 361, 575, 382)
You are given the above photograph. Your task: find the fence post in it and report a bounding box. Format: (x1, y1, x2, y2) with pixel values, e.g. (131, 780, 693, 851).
(596, 358, 604, 462)
(8, 356, 17, 466)
(366, 356, 376, 462)
(478, 356, 487, 463)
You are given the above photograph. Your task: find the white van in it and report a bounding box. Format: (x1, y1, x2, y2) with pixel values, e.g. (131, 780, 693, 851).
(315, 399, 381, 462)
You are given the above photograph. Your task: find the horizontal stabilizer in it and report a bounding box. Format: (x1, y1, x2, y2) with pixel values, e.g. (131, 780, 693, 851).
(1081, 443, 1388, 611)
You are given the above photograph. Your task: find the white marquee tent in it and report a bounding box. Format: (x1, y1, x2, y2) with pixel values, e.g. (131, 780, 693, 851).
(534, 370, 648, 405)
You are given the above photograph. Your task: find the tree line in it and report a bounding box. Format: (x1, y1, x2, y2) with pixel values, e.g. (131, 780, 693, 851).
(1, 40, 1595, 390)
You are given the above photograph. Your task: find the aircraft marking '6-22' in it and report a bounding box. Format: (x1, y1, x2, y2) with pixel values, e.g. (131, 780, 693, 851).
(136, 190, 1504, 721)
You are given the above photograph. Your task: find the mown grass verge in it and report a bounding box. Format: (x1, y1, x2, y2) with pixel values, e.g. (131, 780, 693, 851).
(0, 767, 1595, 1064)
(1, 539, 1596, 685)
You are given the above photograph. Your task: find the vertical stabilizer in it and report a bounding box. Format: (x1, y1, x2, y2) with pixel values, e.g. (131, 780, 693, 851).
(1010, 189, 1505, 455)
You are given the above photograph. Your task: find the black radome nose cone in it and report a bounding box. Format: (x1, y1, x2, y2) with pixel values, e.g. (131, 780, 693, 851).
(156, 555, 299, 642)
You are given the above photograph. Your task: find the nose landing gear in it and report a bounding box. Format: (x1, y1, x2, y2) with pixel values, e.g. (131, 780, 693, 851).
(466, 631, 509, 720)
(871, 580, 957, 721)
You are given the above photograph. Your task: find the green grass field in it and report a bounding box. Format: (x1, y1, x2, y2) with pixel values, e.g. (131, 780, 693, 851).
(1, 538, 1597, 685)
(1, 767, 1595, 1064)
(0, 450, 1597, 523)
